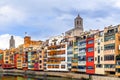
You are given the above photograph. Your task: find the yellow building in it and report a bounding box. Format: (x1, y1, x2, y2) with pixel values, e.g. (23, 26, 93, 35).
(94, 31, 105, 74)
(3, 49, 15, 68)
(104, 25, 120, 75)
(16, 54, 23, 69)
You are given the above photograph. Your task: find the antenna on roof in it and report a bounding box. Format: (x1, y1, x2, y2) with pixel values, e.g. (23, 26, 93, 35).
(25, 32, 27, 36)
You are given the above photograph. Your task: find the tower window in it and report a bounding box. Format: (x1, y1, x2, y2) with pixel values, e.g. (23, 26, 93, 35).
(77, 21, 79, 25)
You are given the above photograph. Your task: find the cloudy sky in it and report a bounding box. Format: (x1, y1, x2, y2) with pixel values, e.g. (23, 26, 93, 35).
(0, 0, 120, 49)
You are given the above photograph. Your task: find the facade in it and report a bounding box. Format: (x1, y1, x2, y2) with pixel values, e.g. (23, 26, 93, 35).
(94, 31, 105, 74)
(2, 49, 15, 69)
(103, 25, 120, 75)
(47, 35, 68, 71)
(16, 54, 23, 69)
(65, 14, 84, 37)
(0, 50, 3, 67)
(77, 32, 88, 73)
(24, 36, 42, 49)
(67, 36, 74, 71)
(115, 32, 120, 76)
(23, 35, 43, 70)
(9, 36, 15, 49)
(71, 37, 78, 72)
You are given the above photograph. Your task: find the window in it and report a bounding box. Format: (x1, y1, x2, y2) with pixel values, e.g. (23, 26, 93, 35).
(98, 56, 100, 63)
(40, 55, 42, 58)
(55, 65, 59, 68)
(88, 47, 94, 52)
(40, 65, 42, 68)
(61, 65, 65, 69)
(88, 57, 94, 62)
(117, 62, 120, 65)
(98, 46, 100, 53)
(39, 60, 42, 63)
(74, 54, 78, 58)
(104, 64, 115, 68)
(78, 56, 86, 61)
(5, 61, 8, 63)
(67, 57, 72, 62)
(104, 35, 115, 41)
(101, 57, 103, 61)
(67, 51, 72, 54)
(104, 43, 115, 50)
(88, 40, 94, 44)
(79, 48, 86, 53)
(78, 66, 86, 69)
(104, 55, 114, 61)
(96, 64, 102, 68)
(68, 64, 71, 67)
(87, 66, 94, 70)
(78, 41, 86, 46)
(72, 66, 77, 69)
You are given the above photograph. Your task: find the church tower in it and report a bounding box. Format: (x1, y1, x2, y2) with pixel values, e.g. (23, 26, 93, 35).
(9, 36, 15, 49)
(74, 14, 83, 31)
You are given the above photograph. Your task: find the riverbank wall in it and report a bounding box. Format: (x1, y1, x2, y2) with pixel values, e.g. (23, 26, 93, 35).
(0, 69, 89, 79)
(1, 69, 120, 80)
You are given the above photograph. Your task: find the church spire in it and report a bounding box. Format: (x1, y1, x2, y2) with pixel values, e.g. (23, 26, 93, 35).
(9, 35, 15, 49)
(74, 14, 83, 31)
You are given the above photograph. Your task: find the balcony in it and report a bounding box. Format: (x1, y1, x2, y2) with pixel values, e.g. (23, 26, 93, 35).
(78, 61, 86, 65)
(116, 60, 120, 68)
(78, 69, 86, 72)
(71, 68, 78, 72)
(104, 68, 115, 71)
(47, 62, 60, 64)
(104, 50, 115, 54)
(48, 44, 65, 50)
(48, 50, 65, 56)
(74, 42, 78, 47)
(104, 61, 115, 64)
(72, 63, 78, 66)
(104, 64, 115, 71)
(104, 40, 115, 45)
(104, 32, 115, 37)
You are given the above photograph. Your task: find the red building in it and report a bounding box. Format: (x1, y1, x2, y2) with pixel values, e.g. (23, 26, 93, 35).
(86, 35, 95, 74)
(14, 53, 18, 69)
(34, 63, 39, 70)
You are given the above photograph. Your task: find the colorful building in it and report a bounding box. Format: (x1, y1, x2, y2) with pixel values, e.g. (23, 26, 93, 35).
(0, 50, 3, 67)
(94, 31, 105, 74)
(47, 35, 68, 71)
(67, 36, 74, 71)
(103, 25, 120, 75)
(2, 49, 15, 69)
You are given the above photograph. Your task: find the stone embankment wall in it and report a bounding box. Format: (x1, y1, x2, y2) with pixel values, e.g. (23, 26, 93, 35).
(92, 75, 120, 80)
(0, 69, 89, 79)
(1, 69, 120, 80)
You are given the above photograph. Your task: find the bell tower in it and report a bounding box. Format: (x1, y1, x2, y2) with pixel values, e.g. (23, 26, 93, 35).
(74, 14, 83, 31)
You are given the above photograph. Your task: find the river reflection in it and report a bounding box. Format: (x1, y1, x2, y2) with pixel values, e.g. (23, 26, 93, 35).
(0, 75, 79, 80)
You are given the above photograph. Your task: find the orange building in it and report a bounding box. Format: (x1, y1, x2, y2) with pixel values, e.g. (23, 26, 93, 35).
(0, 49, 3, 67)
(24, 36, 42, 49)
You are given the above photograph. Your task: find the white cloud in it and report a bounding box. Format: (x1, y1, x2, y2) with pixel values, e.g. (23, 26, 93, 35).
(0, 5, 26, 30)
(0, 34, 23, 50)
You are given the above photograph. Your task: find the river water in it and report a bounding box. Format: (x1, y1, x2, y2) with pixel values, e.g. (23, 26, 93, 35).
(0, 74, 80, 80)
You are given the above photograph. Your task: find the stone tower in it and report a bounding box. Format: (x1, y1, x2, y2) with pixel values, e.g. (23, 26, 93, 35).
(9, 36, 15, 49)
(65, 14, 84, 37)
(74, 14, 83, 31)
